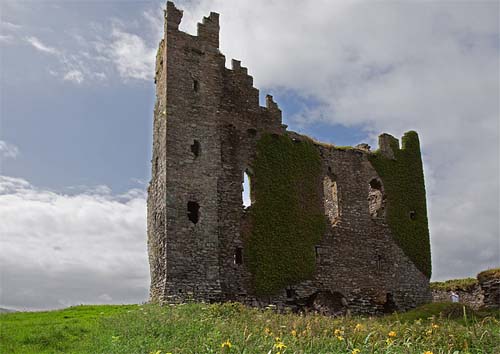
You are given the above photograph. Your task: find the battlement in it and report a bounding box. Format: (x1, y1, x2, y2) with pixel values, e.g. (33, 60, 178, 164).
(164, 1, 280, 120)
(197, 12, 220, 48)
(166, 1, 220, 48)
(377, 131, 421, 160)
(166, 1, 183, 30)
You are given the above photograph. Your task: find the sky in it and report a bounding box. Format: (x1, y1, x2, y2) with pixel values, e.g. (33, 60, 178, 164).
(0, 0, 498, 311)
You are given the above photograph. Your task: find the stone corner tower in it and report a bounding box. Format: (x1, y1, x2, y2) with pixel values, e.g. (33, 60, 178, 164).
(148, 1, 284, 304)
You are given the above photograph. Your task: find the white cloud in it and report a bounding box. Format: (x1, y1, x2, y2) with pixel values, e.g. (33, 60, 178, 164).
(102, 27, 156, 81)
(63, 69, 84, 84)
(0, 140, 20, 159)
(0, 176, 149, 310)
(0, 34, 13, 43)
(25, 36, 60, 55)
(177, 0, 499, 280)
(1, 20, 22, 30)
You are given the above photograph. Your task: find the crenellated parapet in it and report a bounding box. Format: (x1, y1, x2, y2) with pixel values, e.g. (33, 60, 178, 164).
(197, 12, 220, 48)
(163, 1, 282, 130)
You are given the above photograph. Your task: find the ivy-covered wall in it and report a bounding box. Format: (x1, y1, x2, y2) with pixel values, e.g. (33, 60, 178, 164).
(244, 134, 327, 295)
(368, 131, 432, 278)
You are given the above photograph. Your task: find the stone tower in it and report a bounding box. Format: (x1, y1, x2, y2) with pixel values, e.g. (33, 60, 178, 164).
(148, 1, 432, 314)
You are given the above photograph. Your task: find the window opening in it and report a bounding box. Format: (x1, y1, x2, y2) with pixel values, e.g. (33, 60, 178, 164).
(234, 247, 243, 265)
(193, 79, 199, 92)
(191, 140, 201, 158)
(187, 201, 200, 224)
(409, 210, 416, 220)
(242, 171, 251, 207)
(323, 176, 339, 224)
(376, 254, 383, 271)
(369, 178, 382, 190)
(368, 178, 384, 218)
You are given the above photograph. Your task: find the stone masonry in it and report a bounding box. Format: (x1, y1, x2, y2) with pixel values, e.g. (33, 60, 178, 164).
(147, 1, 432, 315)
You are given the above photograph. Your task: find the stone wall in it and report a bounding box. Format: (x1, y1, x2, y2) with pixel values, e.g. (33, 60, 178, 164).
(479, 277, 500, 309)
(147, 1, 432, 315)
(431, 285, 483, 310)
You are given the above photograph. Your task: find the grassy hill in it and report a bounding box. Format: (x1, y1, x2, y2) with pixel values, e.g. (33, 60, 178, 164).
(1, 302, 498, 353)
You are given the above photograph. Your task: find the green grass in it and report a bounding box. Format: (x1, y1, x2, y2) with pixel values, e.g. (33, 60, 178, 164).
(1, 302, 499, 353)
(368, 131, 431, 278)
(430, 278, 478, 292)
(245, 133, 327, 295)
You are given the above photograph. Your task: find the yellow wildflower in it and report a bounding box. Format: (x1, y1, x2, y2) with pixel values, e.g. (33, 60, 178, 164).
(432, 323, 439, 329)
(291, 329, 297, 337)
(274, 336, 281, 342)
(386, 338, 394, 345)
(275, 342, 287, 350)
(354, 323, 363, 331)
(221, 339, 232, 349)
(424, 351, 433, 354)
(149, 351, 161, 354)
(352, 349, 361, 354)
(336, 335, 344, 341)
(264, 327, 272, 335)
(334, 328, 344, 336)
(388, 331, 397, 338)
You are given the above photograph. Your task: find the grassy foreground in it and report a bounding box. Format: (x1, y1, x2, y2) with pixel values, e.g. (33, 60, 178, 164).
(1, 302, 499, 354)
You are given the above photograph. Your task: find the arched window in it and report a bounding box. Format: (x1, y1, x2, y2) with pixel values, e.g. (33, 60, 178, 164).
(242, 170, 252, 208)
(368, 178, 384, 218)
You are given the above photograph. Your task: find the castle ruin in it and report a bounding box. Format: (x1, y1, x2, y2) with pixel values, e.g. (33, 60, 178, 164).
(147, 1, 432, 315)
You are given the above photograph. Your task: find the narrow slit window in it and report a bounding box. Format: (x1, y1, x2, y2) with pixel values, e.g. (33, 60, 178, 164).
(242, 171, 251, 207)
(376, 254, 383, 271)
(191, 140, 201, 158)
(409, 210, 416, 220)
(193, 79, 199, 92)
(234, 247, 243, 265)
(187, 201, 200, 224)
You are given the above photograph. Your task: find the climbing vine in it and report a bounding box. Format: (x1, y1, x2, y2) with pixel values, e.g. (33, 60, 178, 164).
(368, 131, 432, 278)
(244, 133, 327, 295)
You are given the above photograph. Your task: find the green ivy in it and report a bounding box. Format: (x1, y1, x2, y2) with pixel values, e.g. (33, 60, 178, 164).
(244, 133, 327, 295)
(368, 131, 432, 278)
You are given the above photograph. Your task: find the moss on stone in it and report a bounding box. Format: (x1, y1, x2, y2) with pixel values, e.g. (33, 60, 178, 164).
(368, 131, 432, 278)
(244, 133, 327, 295)
(477, 268, 500, 282)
